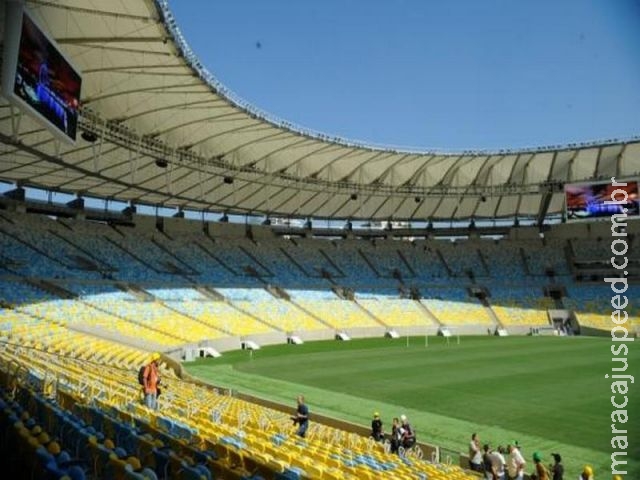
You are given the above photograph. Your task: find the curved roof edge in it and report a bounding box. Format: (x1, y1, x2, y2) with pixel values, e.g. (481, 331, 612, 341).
(0, 0, 638, 222)
(158, 0, 640, 156)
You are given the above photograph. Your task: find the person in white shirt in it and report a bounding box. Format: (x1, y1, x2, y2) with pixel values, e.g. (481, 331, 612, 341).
(490, 446, 507, 480)
(399, 414, 416, 449)
(507, 443, 526, 480)
(469, 433, 483, 472)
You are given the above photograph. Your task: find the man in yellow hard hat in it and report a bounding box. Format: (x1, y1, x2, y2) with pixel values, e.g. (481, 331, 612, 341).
(371, 411, 383, 442)
(578, 465, 593, 480)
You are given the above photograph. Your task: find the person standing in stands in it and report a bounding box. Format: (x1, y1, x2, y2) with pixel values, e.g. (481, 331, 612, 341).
(292, 395, 309, 437)
(469, 432, 483, 472)
(390, 417, 402, 454)
(371, 412, 384, 441)
(578, 465, 593, 480)
(143, 353, 161, 410)
(491, 446, 507, 480)
(507, 443, 526, 480)
(482, 444, 496, 480)
(549, 453, 564, 480)
(399, 414, 416, 449)
(531, 452, 549, 480)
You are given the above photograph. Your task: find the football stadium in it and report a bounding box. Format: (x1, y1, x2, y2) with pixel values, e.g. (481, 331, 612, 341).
(0, 1, 638, 479)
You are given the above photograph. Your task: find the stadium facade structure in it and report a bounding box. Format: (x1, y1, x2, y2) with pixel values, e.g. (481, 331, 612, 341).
(0, 2, 638, 478)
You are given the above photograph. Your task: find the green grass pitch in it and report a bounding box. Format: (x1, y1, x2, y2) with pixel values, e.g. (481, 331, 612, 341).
(185, 336, 639, 477)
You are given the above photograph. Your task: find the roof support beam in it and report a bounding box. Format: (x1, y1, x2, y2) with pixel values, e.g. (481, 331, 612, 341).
(401, 155, 436, 187)
(0, 132, 208, 207)
(29, 1, 159, 21)
(328, 151, 391, 183)
(67, 44, 173, 57)
(186, 122, 268, 149)
(218, 131, 292, 159)
(110, 98, 223, 123)
(536, 189, 554, 227)
(148, 111, 247, 137)
(83, 64, 188, 74)
(365, 154, 411, 184)
(57, 36, 166, 45)
(83, 82, 206, 104)
(616, 144, 627, 179)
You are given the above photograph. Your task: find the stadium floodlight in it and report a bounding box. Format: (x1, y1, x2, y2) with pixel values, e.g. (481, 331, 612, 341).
(223, 176, 234, 184)
(122, 205, 135, 216)
(3, 186, 25, 201)
(81, 130, 98, 143)
(350, 193, 358, 201)
(66, 196, 84, 210)
(155, 159, 168, 168)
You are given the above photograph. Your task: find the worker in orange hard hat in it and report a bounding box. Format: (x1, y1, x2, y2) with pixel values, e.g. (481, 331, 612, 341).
(141, 353, 161, 410)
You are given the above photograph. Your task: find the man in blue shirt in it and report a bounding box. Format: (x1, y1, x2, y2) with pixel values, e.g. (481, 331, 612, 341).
(292, 395, 309, 437)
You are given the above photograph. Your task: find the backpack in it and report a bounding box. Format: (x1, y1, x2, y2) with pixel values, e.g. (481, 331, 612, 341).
(138, 365, 146, 386)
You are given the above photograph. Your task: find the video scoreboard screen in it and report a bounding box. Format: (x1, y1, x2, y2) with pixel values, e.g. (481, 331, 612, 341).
(2, 4, 82, 143)
(565, 180, 638, 221)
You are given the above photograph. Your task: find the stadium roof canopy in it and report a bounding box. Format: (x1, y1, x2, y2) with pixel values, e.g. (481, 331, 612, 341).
(1, 0, 639, 221)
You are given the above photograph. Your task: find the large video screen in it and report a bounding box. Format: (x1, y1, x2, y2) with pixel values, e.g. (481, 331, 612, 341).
(2, 7, 81, 142)
(565, 180, 639, 221)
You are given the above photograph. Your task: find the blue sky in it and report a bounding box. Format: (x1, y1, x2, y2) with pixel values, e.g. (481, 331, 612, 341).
(169, 0, 640, 151)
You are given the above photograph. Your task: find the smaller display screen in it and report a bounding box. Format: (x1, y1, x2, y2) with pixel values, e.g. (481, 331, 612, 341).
(565, 181, 638, 220)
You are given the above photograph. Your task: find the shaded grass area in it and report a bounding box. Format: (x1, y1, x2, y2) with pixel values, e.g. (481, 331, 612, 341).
(185, 336, 639, 477)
